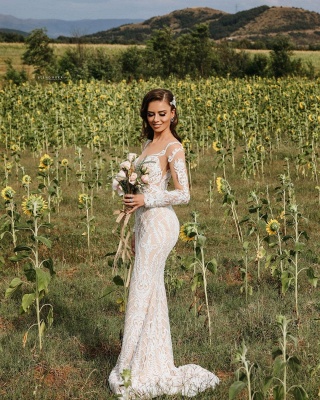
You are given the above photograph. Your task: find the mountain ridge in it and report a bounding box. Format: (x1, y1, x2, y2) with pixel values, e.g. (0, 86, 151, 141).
(0, 14, 143, 38)
(82, 5, 320, 48)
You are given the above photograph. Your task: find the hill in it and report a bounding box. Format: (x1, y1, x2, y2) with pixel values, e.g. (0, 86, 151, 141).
(0, 28, 28, 36)
(82, 5, 320, 48)
(83, 7, 227, 44)
(0, 28, 28, 42)
(0, 14, 143, 38)
(228, 6, 320, 46)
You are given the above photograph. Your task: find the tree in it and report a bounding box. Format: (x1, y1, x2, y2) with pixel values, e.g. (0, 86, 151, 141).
(120, 46, 145, 81)
(145, 27, 177, 78)
(22, 28, 56, 77)
(175, 33, 197, 78)
(175, 24, 215, 78)
(3, 59, 27, 85)
(245, 54, 269, 77)
(190, 24, 214, 77)
(58, 47, 89, 80)
(87, 48, 115, 81)
(269, 36, 294, 78)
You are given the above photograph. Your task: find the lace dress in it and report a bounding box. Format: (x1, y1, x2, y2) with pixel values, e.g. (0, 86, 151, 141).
(108, 141, 219, 399)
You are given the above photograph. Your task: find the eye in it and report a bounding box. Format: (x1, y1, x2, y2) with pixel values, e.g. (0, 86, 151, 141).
(147, 112, 154, 117)
(159, 113, 166, 117)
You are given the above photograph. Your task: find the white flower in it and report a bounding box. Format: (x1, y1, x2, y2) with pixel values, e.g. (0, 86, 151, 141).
(170, 96, 176, 108)
(127, 153, 137, 162)
(116, 170, 126, 181)
(120, 160, 131, 170)
(112, 179, 124, 196)
(141, 174, 149, 184)
(117, 185, 124, 196)
(129, 172, 138, 185)
(112, 179, 120, 191)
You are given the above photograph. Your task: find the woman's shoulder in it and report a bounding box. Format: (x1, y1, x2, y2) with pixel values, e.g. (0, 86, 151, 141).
(164, 140, 182, 152)
(164, 140, 184, 163)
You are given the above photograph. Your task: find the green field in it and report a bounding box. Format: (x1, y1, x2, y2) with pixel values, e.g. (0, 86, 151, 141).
(0, 77, 319, 399)
(1, 42, 320, 79)
(245, 48, 320, 74)
(0, 42, 132, 77)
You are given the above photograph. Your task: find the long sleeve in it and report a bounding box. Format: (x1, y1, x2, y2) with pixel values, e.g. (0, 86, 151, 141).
(144, 143, 190, 208)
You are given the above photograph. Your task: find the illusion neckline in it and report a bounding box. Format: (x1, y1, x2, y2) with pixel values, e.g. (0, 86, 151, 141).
(140, 140, 181, 159)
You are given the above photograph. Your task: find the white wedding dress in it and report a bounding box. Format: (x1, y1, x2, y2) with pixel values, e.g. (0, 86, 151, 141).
(109, 141, 219, 399)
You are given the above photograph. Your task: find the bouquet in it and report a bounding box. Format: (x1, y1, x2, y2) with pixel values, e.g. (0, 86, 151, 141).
(111, 153, 150, 276)
(112, 152, 150, 198)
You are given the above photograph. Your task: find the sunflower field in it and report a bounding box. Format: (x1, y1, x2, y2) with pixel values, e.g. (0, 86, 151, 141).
(0, 76, 319, 399)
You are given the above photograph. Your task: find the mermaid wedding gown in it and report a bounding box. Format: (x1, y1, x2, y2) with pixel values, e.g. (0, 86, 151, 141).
(109, 141, 219, 398)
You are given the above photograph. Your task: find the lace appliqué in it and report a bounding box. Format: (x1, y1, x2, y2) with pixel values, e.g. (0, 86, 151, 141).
(143, 144, 190, 208)
(168, 147, 183, 163)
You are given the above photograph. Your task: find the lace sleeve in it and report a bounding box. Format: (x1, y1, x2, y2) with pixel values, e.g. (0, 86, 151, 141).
(144, 143, 190, 208)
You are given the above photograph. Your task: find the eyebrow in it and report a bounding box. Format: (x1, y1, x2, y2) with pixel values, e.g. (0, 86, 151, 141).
(147, 110, 167, 113)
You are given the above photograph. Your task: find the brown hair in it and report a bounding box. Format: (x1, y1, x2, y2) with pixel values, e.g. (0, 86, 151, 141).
(139, 88, 181, 142)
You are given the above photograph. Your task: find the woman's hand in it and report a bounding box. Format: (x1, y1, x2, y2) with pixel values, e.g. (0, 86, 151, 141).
(123, 194, 145, 214)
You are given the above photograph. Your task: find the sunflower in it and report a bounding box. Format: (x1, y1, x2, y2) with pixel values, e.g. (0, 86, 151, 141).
(179, 223, 196, 242)
(39, 154, 53, 170)
(10, 144, 20, 153)
(61, 159, 69, 167)
(216, 177, 228, 195)
(266, 219, 280, 236)
(93, 135, 100, 145)
(216, 177, 223, 194)
(182, 139, 191, 149)
(22, 175, 32, 185)
(212, 141, 222, 152)
(78, 193, 90, 205)
(1, 186, 15, 201)
(255, 246, 266, 261)
(22, 195, 48, 217)
(5, 162, 13, 171)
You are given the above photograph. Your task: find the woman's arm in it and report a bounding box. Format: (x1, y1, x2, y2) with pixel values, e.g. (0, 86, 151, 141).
(143, 143, 190, 208)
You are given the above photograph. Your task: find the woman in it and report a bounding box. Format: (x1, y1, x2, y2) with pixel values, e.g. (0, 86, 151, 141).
(108, 88, 219, 398)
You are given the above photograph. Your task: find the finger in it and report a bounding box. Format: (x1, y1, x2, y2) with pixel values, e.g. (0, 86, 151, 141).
(124, 196, 134, 204)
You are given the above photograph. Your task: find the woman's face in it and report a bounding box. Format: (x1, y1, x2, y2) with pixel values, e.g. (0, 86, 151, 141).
(147, 100, 174, 136)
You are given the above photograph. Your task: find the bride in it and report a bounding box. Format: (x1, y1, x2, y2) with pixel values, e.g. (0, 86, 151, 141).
(108, 88, 219, 398)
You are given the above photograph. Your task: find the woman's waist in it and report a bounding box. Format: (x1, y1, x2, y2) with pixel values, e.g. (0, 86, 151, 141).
(140, 183, 167, 193)
(135, 204, 176, 219)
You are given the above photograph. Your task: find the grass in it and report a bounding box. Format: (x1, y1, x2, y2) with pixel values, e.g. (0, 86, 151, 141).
(0, 75, 319, 398)
(0, 141, 319, 399)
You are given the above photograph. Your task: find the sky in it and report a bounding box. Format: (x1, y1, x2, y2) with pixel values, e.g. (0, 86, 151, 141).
(1, 0, 320, 20)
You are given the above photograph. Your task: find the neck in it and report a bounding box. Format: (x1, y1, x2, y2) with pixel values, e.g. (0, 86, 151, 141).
(153, 130, 173, 143)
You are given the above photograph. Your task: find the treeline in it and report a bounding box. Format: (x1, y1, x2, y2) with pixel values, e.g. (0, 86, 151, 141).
(208, 6, 269, 40)
(3, 27, 316, 85)
(0, 30, 26, 43)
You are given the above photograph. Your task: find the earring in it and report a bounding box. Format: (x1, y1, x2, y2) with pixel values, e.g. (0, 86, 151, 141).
(170, 118, 174, 123)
